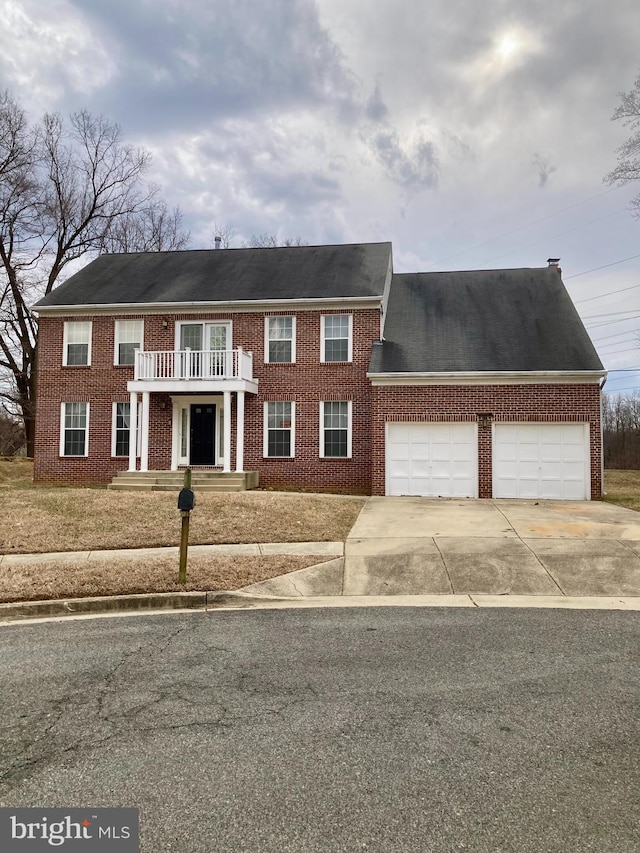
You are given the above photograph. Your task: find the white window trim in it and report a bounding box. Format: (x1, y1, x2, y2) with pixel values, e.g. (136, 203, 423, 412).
(62, 321, 92, 367)
(174, 320, 232, 351)
(111, 401, 142, 458)
(319, 401, 352, 459)
(60, 402, 89, 457)
(320, 314, 352, 363)
(114, 319, 144, 366)
(264, 316, 296, 364)
(263, 401, 296, 458)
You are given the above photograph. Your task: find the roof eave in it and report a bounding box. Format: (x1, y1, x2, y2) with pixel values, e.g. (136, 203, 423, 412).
(33, 295, 385, 316)
(367, 370, 607, 385)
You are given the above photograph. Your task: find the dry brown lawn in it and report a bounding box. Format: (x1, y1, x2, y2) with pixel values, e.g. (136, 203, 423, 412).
(0, 554, 322, 603)
(603, 469, 640, 513)
(0, 460, 365, 554)
(0, 459, 357, 604)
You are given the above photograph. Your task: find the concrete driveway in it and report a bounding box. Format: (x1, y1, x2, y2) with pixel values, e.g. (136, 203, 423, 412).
(241, 498, 640, 599)
(343, 498, 640, 596)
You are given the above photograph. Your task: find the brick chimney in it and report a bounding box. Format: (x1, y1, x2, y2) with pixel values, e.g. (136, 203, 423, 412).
(547, 257, 562, 276)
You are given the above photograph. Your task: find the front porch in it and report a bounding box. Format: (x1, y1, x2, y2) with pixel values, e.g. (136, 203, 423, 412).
(126, 348, 258, 474)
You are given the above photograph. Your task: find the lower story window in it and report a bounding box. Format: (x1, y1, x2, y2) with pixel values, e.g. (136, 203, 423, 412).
(321, 401, 351, 458)
(265, 401, 294, 457)
(61, 402, 88, 457)
(112, 402, 141, 458)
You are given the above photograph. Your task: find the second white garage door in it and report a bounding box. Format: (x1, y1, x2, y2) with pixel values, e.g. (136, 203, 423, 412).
(493, 423, 589, 500)
(386, 422, 477, 497)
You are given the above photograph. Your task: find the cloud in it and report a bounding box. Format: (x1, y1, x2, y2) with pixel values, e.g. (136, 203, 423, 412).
(532, 153, 557, 188)
(62, 0, 360, 134)
(365, 82, 388, 122)
(360, 82, 439, 191)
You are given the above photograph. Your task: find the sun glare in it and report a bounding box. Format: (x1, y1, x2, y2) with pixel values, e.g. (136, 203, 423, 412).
(495, 31, 522, 63)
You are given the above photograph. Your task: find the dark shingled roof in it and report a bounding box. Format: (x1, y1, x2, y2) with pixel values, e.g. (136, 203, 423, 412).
(370, 268, 604, 373)
(34, 242, 392, 308)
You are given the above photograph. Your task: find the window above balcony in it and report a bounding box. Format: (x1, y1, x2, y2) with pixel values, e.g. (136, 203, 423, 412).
(176, 321, 231, 352)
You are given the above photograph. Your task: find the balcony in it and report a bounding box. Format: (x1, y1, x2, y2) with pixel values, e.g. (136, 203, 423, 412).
(129, 348, 257, 394)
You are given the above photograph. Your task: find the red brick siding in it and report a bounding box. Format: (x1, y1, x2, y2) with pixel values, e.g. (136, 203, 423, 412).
(33, 309, 379, 492)
(371, 384, 602, 499)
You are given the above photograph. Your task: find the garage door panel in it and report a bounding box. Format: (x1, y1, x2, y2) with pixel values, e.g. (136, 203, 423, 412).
(518, 460, 540, 479)
(540, 444, 562, 462)
(388, 476, 410, 495)
(411, 460, 431, 477)
(410, 441, 431, 461)
(494, 423, 588, 500)
(518, 441, 540, 461)
(387, 422, 477, 497)
(431, 443, 454, 462)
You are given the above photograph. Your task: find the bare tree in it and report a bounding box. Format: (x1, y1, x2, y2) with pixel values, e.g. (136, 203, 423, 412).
(604, 72, 640, 216)
(0, 91, 189, 455)
(0, 410, 24, 455)
(100, 198, 189, 253)
(602, 391, 640, 469)
(210, 221, 237, 249)
(244, 233, 308, 248)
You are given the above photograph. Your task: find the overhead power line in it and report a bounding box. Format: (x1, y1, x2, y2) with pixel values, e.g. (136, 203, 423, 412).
(426, 185, 624, 269)
(591, 328, 640, 342)
(564, 253, 640, 280)
(602, 348, 639, 357)
(574, 283, 640, 304)
(606, 367, 640, 372)
(582, 310, 640, 319)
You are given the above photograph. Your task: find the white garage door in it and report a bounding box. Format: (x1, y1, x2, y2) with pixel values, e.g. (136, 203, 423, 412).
(386, 422, 477, 497)
(493, 423, 589, 500)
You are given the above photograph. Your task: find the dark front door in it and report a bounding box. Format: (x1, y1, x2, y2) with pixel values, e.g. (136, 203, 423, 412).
(190, 405, 216, 465)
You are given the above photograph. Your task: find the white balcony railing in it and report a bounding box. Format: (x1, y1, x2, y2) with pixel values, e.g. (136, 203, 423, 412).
(134, 348, 254, 382)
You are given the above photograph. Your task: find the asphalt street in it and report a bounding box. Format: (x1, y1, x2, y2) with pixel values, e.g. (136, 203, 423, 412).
(0, 608, 638, 852)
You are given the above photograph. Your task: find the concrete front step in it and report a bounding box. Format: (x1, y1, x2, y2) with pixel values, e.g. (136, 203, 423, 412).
(108, 470, 259, 492)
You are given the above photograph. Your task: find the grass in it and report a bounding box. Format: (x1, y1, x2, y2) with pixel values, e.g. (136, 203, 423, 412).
(0, 458, 359, 604)
(0, 554, 322, 604)
(603, 469, 640, 513)
(0, 460, 365, 554)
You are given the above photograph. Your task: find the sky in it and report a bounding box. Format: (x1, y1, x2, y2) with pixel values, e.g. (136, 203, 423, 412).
(1, 0, 639, 393)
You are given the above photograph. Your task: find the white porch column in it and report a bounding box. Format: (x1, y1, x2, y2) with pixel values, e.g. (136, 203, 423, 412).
(140, 391, 150, 472)
(223, 390, 232, 473)
(170, 398, 179, 471)
(128, 392, 138, 472)
(235, 391, 245, 473)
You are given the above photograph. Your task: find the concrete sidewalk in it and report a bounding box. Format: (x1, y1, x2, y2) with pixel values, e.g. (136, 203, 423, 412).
(0, 540, 344, 565)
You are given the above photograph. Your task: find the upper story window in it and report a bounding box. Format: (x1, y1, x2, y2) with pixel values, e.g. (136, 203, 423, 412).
(63, 321, 91, 366)
(177, 322, 230, 351)
(265, 316, 295, 363)
(321, 315, 352, 362)
(114, 320, 144, 365)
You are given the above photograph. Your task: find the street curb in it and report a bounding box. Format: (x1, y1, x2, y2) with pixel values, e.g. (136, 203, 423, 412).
(2, 590, 640, 622)
(0, 591, 209, 621)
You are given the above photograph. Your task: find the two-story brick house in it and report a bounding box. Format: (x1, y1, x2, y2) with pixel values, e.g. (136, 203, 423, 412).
(32, 241, 606, 499)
